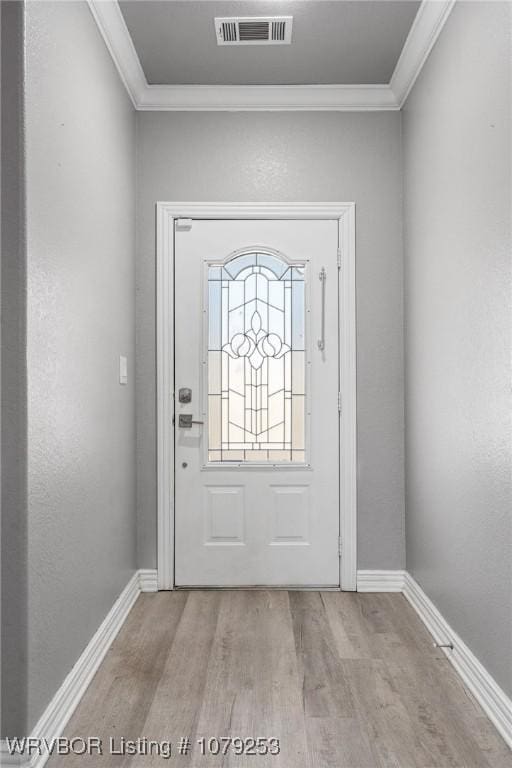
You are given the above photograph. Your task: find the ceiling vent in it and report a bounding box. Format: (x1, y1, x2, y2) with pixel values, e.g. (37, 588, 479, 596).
(215, 16, 293, 46)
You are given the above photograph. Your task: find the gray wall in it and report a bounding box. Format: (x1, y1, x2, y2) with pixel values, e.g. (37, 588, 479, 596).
(22, 0, 137, 731)
(1, 0, 28, 737)
(136, 111, 405, 571)
(403, 1, 512, 696)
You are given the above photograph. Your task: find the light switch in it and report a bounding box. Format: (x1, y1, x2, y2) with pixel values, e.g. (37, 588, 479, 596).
(119, 355, 128, 385)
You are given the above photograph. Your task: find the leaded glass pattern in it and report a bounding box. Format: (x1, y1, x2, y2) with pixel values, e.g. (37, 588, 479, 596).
(207, 251, 306, 463)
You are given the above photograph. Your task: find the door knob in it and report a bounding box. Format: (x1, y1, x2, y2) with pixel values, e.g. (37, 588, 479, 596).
(178, 414, 204, 428)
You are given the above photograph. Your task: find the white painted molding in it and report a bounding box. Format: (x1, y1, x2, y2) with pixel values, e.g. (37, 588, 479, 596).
(157, 202, 357, 592)
(403, 573, 512, 750)
(339, 204, 357, 591)
(138, 568, 158, 592)
(88, 0, 455, 112)
(390, 0, 456, 107)
(87, 0, 146, 108)
(139, 84, 399, 112)
(0, 571, 154, 767)
(156, 204, 174, 591)
(0, 743, 25, 766)
(357, 570, 406, 592)
(3, 569, 509, 760)
(156, 202, 355, 221)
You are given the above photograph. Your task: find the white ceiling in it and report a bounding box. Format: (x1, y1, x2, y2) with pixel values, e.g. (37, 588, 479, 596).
(119, 0, 421, 86)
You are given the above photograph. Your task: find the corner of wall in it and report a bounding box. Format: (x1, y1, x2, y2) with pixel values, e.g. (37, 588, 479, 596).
(1, 0, 28, 738)
(398, 105, 407, 573)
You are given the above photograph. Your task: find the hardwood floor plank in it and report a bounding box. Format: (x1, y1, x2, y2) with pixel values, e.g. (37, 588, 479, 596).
(47, 592, 188, 767)
(342, 657, 434, 768)
(44, 591, 511, 768)
(322, 592, 375, 660)
(305, 717, 379, 768)
(127, 591, 222, 766)
(380, 596, 511, 768)
(289, 591, 355, 719)
(194, 590, 308, 768)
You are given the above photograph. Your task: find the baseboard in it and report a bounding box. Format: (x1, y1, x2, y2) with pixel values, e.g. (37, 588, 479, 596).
(356, 569, 512, 749)
(3, 569, 510, 761)
(1, 569, 154, 767)
(0, 743, 25, 766)
(403, 572, 512, 750)
(138, 568, 158, 592)
(356, 569, 406, 592)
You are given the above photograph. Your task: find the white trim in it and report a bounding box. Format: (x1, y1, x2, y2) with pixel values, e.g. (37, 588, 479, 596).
(157, 202, 357, 592)
(339, 205, 357, 590)
(87, 0, 146, 108)
(88, 0, 454, 112)
(205, 243, 309, 268)
(156, 202, 354, 221)
(355, 569, 512, 750)
(138, 84, 398, 112)
(0, 572, 144, 768)
(0, 744, 24, 767)
(0, 747, 24, 766)
(3, 569, 508, 763)
(138, 568, 158, 592)
(156, 205, 174, 591)
(403, 573, 512, 750)
(356, 569, 406, 592)
(390, 0, 456, 107)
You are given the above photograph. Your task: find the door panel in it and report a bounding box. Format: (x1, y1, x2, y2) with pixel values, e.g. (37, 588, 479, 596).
(174, 219, 340, 586)
(269, 485, 310, 544)
(204, 485, 245, 545)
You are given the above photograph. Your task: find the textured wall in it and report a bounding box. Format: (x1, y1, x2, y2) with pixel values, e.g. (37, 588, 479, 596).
(403, 1, 512, 696)
(24, 1, 136, 730)
(136, 111, 405, 572)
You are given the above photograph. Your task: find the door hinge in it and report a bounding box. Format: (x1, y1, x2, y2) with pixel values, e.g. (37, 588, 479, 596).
(175, 218, 192, 231)
(338, 392, 342, 412)
(337, 248, 342, 269)
(338, 536, 342, 556)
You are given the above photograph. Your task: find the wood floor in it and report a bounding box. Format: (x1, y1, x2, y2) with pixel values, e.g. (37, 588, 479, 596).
(49, 591, 511, 768)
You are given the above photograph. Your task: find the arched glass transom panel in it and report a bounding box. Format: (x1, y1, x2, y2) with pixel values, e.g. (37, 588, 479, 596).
(207, 251, 306, 463)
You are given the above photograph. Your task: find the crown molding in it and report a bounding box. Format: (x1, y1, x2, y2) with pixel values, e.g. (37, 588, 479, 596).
(139, 83, 398, 111)
(87, 0, 146, 107)
(89, 0, 455, 112)
(390, 0, 456, 107)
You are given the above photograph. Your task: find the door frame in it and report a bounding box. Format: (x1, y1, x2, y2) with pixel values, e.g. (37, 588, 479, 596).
(156, 202, 356, 591)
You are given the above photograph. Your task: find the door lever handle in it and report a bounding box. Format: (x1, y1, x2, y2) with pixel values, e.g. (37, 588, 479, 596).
(178, 414, 204, 428)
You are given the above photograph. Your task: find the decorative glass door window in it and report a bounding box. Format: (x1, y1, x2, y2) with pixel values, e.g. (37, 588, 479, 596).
(207, 251, 306, 463)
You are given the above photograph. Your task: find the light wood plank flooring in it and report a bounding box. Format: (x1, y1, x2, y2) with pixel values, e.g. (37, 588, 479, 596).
(48, 591, 511, 767)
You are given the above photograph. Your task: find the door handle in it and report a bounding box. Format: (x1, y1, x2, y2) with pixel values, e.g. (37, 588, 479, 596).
(317, 267, 326, 351)
(178, 414, 204, 428)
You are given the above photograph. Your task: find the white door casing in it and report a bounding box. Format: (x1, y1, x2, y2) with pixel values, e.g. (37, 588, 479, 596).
(156, 203, 356, 590)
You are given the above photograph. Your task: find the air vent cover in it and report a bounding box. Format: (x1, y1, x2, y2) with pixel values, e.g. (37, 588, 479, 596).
(215, 16, 293, 46)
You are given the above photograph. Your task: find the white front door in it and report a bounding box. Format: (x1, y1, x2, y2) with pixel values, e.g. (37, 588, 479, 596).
(174, 219, 340, 586)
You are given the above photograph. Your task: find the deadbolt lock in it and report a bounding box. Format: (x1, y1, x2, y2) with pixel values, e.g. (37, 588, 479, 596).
(178, 387, 192, 403)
